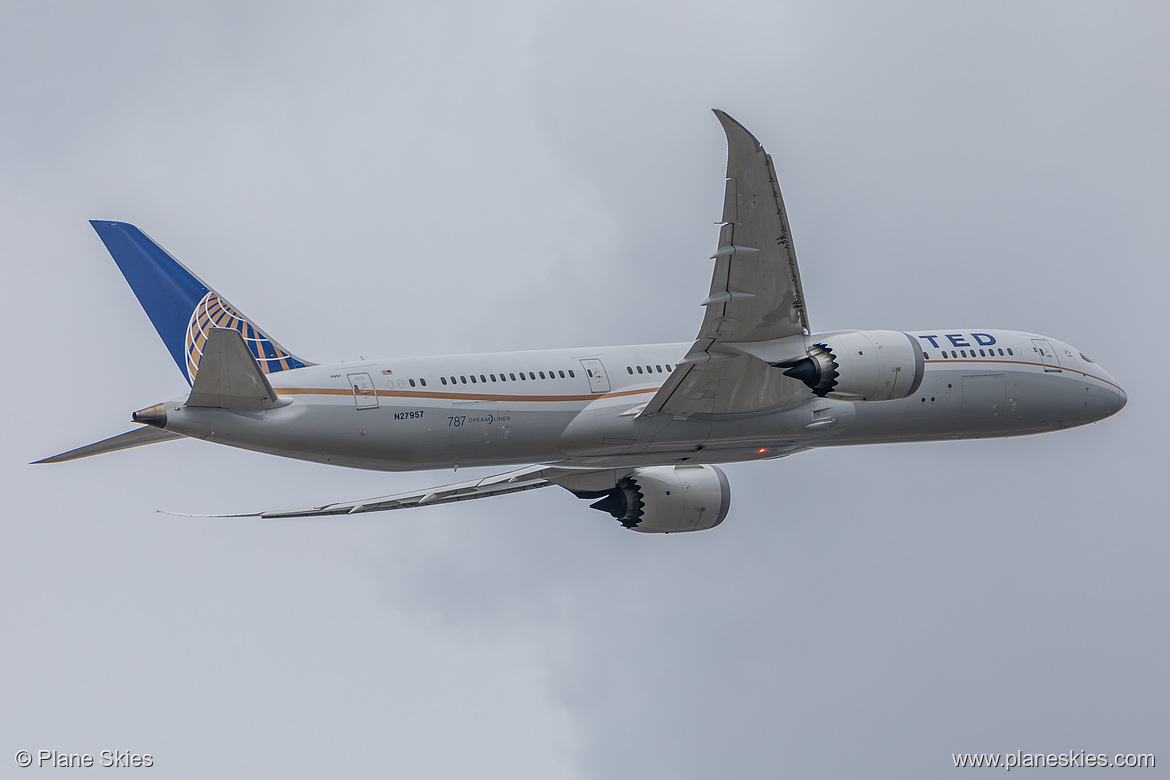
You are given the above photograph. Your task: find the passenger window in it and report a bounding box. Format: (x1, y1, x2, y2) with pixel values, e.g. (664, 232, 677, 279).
(460, 376, 467, 384)
(1007, 348, 1014, 356)
(470, 375, 476, 383)
(490, 374, 496, 382)
(480, 374, 486, 383)
(529, 372, 536, 380)
(979, 349, 986, 357)
(568, 370, 575, 378)
(923, 352, 929, 360)
(951, 351, 958, 358)
(539, 371, 546, 379)
(441, 377, 448, 385)
(656, 365, 663, 372)
(520, 373, 526, 381)
(510, 373, 517, 381)
(409, 379, 416, 387)
(450, 376, 456, 384)
(559, 370, 565, 378)
(636, 366, 644, 374)
(960, 350, 967, 357)
(646, 365, 652, 373)
(420, 378, 427, 387)
(998, 349, 1004, 356)
(627, 366, 633, 374)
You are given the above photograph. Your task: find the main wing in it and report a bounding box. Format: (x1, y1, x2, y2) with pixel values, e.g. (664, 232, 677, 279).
(176, 466, 616, 518)
(641, 110, 811, 417)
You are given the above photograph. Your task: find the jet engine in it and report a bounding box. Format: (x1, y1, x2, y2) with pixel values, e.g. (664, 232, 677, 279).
(582, 465, 731, 533)
(774, 330, 925, 402)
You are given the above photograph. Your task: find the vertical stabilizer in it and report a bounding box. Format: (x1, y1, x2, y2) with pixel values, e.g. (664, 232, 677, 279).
(90, 221, 309, 384)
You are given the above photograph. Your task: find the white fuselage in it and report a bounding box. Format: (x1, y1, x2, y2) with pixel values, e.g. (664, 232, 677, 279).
(154, 329, 1126, 472)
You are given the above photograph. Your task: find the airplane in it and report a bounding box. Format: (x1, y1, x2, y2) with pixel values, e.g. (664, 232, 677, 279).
(36, 110, 1127, 532)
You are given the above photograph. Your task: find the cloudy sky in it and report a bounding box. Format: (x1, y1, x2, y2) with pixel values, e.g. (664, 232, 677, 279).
(3, 2, 1166, 777)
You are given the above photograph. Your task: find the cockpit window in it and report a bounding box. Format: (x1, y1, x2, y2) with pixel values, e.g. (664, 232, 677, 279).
(1080, 352, 1094, 363)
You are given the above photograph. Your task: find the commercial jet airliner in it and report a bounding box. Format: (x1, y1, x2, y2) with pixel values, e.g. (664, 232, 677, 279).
(37, 110, 1126, 532)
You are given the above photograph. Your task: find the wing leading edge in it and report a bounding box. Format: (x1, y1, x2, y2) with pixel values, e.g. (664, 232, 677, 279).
(642, 109, 811, 418)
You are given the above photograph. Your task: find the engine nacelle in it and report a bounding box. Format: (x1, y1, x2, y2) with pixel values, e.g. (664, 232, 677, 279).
(775, 329, 925, 402)
(583, 465, 731, 533)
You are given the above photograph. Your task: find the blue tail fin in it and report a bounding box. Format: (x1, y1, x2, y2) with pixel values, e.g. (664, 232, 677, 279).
(90, 221, 310, 385)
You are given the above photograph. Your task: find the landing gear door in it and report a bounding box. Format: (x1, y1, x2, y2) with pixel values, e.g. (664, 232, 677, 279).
(580, 359, 610, 393)
(1031, 340, 1062, 373)
(348, 372, 379, 409)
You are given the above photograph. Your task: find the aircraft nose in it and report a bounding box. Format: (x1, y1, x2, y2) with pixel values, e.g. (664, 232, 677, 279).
(1115, 385, 1127, 413)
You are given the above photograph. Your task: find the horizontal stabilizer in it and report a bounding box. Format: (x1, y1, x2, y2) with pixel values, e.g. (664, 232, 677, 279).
(186, 328, 286, 410)
(33, 426, 183, 464)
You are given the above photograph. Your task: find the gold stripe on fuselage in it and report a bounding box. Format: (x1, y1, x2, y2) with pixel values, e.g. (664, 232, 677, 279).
(272, 359, 1119, 406)
(923, 358, 1122, 392)
(274, 386, 660, 403)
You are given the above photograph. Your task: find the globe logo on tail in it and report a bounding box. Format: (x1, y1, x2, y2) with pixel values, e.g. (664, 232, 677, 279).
(184, 291, 300, 383)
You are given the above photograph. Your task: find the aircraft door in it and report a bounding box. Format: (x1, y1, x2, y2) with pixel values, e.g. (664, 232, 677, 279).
(1031, 340, 1062, 373)
(348, 372, 379, 409)
(580, 359, 610, 393)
